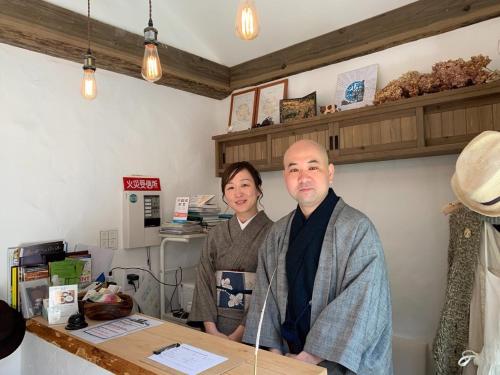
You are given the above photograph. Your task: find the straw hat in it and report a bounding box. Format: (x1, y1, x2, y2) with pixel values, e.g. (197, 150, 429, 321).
(0, 300, 26, 359)
(451, 131, 500, 217)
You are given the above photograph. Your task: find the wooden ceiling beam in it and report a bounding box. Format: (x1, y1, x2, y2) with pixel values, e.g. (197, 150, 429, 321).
(0, 0, 231, 99)
(1, 0, 498, 99)
(230, 0, 500, 90)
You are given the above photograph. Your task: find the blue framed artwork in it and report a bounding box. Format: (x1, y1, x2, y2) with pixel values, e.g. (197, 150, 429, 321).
(334, 64, 378, 110)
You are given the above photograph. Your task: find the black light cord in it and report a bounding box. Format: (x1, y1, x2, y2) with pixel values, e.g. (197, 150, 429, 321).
(109, 267, 180, 287)
(148, 0, 153, 26)
(168, 267, 183, 313)
(110, 266, 184, 315)
(127, 276, 142, 313)
(87, 0, 91, 51)
(146, 247, 151, 270)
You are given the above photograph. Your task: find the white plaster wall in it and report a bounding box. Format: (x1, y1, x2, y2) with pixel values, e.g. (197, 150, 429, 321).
(0, 344, 22, 374)
(0, 43, 220, 303)
(20, 333, 111, 375)
(214, 17, 500, 352)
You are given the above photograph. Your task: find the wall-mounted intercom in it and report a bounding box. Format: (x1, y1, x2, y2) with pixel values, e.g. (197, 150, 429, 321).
(122, 176, 162, 249)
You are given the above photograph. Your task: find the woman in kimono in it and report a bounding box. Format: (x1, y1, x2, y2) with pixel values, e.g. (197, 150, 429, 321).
(189, 161, 273, 342)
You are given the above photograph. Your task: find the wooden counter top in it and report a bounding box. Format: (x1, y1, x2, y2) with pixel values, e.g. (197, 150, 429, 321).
(27, 316, 326, 375)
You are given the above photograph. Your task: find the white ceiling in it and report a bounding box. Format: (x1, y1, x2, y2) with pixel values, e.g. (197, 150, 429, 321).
(45, 0, 417, 67)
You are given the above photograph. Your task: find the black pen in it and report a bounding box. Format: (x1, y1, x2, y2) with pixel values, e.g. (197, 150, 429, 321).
(153, 343, 180, 355)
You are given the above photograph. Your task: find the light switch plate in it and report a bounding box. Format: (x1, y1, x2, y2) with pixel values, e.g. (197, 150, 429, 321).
(108, 237, 118, 249)
(109, 230, 118, 240)
(100, 238, 109, 248)
(100, 229, 118, 249)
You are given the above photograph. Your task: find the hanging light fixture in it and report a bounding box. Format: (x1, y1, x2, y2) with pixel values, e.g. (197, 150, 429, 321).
(81, 0, 97, 100)
(141, 0, 162, 82)
(235, 0, 260, 41)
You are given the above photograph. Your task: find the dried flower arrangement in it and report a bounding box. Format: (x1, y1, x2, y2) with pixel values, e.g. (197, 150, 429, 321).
(374, 55, 499, 105)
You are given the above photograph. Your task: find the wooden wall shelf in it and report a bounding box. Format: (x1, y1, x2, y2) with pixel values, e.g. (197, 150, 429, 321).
(212, 81, 500, 176)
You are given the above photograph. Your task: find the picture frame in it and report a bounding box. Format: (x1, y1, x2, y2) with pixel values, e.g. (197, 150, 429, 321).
(48, 284, 78, 325)
(334, 64, 378, 110)
(279, 91, 317, 124)
(228, 88, 257, 132)
(255, 79, 288, 127)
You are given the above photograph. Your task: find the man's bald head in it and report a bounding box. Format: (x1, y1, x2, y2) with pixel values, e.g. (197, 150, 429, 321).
(283, 139, 330, 169)
(282, 139, 334, 218)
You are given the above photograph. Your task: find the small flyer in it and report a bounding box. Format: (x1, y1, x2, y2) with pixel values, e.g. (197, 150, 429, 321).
(71, 314, 164, 344)
(48, 284, 78, 325)
(173, 196, 190, 222)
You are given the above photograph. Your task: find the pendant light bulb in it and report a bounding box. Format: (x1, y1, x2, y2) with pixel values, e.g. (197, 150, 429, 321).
(81, 49, 96, 100)
(235, 0, 259, 41)
(142, 0, 162, 83)
(81, 0, 97, 100)
(141, 43, 162, 82)
(81, 67, 97, 100)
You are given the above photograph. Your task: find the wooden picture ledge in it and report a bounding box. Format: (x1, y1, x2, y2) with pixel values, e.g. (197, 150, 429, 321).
(212, 81, 500, 176)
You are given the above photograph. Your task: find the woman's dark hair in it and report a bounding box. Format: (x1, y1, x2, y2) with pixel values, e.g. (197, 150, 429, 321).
(221, 161, 263, 205)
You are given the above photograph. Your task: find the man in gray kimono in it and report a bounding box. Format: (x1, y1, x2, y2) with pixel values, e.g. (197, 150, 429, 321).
(243, 140, 392, 374)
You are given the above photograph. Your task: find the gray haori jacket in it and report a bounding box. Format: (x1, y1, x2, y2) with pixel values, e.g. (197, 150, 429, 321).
(243, 199, 393, 374)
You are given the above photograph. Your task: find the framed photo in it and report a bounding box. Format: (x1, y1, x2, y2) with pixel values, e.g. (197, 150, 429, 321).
(279, 91, 317, 124)
(255, 79, 288, 126)
(334, 64, 378, 110)
(228, 88, 257, 132)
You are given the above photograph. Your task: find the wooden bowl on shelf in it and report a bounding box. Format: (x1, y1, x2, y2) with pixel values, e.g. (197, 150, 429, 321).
(81, 293, 134, 320)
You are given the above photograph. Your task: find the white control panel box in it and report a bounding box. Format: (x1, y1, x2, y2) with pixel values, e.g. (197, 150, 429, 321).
(122, 176, 162, 249)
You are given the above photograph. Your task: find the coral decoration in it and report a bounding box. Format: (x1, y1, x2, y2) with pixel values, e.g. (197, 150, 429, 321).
(374, 55, 497, 105)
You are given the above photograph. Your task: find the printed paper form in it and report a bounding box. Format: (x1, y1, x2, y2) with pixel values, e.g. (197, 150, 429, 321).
(148, 344, 227, 375)
(71, 314, 164, 344)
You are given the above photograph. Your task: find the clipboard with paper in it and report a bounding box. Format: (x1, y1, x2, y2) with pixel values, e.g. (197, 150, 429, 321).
(142, 343, 242, 375)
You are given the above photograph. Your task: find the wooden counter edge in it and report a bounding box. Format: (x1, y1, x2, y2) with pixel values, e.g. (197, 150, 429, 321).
(26, 318, 157, 375)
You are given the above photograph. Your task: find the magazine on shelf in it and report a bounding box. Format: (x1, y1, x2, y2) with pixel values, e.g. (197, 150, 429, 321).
(6, 240, 67, 311)
(189, 194, 215, 207)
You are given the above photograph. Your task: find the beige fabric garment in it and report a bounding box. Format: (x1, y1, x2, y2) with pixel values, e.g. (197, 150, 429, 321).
(189, 211, 273, 335)
(463, 223, 500, 375)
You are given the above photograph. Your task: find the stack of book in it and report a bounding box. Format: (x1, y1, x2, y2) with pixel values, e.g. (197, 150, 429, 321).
(7, 240, 66, 311)
(7, 241, 93, 317)
(187, 195, 232, 230)
(160, 220, 204, 235)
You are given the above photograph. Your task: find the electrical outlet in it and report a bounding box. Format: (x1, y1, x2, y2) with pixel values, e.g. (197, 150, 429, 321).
(121, 267, 144, 292)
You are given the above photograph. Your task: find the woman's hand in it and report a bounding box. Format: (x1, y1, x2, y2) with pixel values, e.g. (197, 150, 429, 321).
(228, 325, 245, 342)
(203, 321, 228, 339)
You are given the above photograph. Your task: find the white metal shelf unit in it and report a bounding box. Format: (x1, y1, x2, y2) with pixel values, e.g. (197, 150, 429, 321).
(159, 233, 206, 321)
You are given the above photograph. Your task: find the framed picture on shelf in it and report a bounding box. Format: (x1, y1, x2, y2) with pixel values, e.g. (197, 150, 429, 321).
(228, 88, 257, 132)
(255, 79, 288, 126)
(334, 64, 378, 110)
(279, 91, 317, 123)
